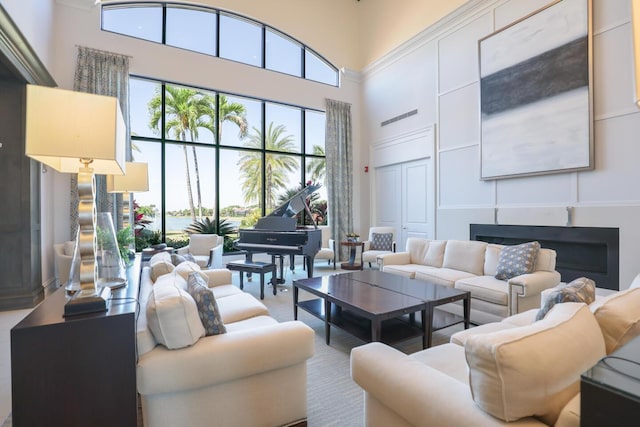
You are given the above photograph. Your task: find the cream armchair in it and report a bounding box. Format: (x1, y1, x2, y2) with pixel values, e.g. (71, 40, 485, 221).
(314, 225, 336, 269)
(53, 240, 75, 286)
(362, 226, 396, 268)
(176, 234, 224, 269)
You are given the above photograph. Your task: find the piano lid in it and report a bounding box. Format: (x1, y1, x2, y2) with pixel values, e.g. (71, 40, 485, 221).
(267, 184, 321, 218)
(251, 184, 321, 231)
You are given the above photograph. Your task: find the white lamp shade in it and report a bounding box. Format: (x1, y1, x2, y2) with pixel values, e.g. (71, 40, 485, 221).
(25, 84, 126, 175)
(107, 162, 149, 193)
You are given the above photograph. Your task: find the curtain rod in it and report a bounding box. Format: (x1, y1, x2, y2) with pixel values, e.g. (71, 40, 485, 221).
(75, 45, 133, 59)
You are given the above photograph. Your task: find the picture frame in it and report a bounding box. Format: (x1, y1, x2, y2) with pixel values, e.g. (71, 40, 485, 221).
(479, 0, 593, 180)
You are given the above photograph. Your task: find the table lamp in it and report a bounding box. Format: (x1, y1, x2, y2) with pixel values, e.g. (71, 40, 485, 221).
(107, 161, 149, 228)
(25, 84, 126, 316)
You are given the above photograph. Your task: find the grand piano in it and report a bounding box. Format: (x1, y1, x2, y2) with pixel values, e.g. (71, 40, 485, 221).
(234, 184, 323, 281)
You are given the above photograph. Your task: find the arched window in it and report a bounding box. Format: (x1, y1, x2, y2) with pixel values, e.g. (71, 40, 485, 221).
(102, 2, 339, 86)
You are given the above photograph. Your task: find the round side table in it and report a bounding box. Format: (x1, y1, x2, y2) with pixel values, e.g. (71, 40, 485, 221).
(340, 241, 364, 270)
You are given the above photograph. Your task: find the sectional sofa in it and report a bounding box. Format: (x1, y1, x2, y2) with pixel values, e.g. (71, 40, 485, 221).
(378, 238, 561, 324)
(351, 274, 640, 426)
(136, 253, 314, 427)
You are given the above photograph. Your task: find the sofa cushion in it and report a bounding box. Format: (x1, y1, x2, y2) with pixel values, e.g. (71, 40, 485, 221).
(173, 261, 209, 284)
(64, 240, 76, 256)
(442, 240, 487, 276)
(454, 275, 509, 306)
(533, 248, 556, 272)
(187, 273, 226, 336)
(370, 232, 393, 251)
(465, 303, 606, 424)
(591, 286, 640, 354)
(146, 280, 205, 349)
(216, 293, 269, 324)
(494, 241, 540, 280)
(382, 265, 418, 279)
(410, 343, 468, 384)
(149, 251, 173, 265)
(149, 261, 175, 282)
(483, 244, 504, 277)
(422, 240, 447, 267)
(153, 271, 188, 291)
(535, 277, 596, 321)
(415, 268, 475, 288)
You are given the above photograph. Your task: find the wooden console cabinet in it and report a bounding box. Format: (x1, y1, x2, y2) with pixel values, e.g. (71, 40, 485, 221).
(10, 256, 141, 427)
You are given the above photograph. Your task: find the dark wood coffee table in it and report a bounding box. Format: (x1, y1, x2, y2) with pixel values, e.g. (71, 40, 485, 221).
(293, 271, 470, 348)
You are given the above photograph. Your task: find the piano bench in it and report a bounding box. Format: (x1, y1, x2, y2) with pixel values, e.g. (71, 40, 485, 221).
(226, 261, 277, 300)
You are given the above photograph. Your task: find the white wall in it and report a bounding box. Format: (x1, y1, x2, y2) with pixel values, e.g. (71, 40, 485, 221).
(362, 0, 640, 288)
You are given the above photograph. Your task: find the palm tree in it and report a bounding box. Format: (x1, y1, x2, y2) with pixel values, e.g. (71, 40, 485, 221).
(238, 122, 298, 211)
(148, 86, 215, 221)
(148, 88, 248, 222)
(306, 145, 326, 183)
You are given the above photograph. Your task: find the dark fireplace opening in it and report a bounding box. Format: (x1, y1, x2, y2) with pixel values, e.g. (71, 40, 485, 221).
(470, 224, 620, 290)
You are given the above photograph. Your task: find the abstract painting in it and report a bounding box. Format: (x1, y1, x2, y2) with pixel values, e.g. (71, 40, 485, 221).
(479, 0, 593, 180)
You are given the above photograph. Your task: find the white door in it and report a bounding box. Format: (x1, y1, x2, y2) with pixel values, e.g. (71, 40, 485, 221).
(375, 164, 401, 235)
(375, 157, 434, 251)
(401, 158, 433, 246)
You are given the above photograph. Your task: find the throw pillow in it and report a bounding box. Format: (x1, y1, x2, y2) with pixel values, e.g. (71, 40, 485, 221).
(370, 233, 393, 251)
(187, 272, 226, 336)
(173, 261, 209, 285)
(466, 303, 606, 424)
(146, 282, 205, 349)
(494, 241, 541, 280)
(535, 277, 596, 321)
(171, 253, 186, 266)
(149, 260, 175, 282)
(183, 253, 197, 264)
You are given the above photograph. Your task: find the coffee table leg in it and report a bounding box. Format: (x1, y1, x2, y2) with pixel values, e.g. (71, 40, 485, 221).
(371, 318, 381, 342)
(464, 294, 471, 329)
(424, 306, 433, 349)
(325, 299, 331, 345)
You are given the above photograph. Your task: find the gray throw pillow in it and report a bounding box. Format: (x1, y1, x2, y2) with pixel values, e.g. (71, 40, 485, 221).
(370, 232, 393, 251)
(186, 273, 226, 336)
(171, 253, 187, 266)
(494, 241, 540, 280)
(536, 277, 596, 321)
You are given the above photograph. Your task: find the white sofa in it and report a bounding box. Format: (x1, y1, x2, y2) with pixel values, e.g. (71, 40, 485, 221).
(351, 275, 640, 427)
(378, 238, 561, 324)
(136, 253, 315, 427)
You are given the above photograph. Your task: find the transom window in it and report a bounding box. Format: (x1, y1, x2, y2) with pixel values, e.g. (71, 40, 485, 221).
(102, 2, 339, 86)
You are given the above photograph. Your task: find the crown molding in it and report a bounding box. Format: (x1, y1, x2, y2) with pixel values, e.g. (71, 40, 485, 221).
(0, 5, 56, 85)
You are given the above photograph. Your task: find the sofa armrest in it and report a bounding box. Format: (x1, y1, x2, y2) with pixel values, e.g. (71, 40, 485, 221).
(202, 268, 233, 287)
(508, 270, 561, 315)
(351, 343, 529, 426)
(377, 252, 411, 270)
(137, 320, 314, 395)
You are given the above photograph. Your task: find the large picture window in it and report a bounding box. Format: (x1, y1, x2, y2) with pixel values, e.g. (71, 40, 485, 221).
(130, 77, 327, 251)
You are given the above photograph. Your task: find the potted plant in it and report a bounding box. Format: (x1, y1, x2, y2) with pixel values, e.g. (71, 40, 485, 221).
(346, 232, 360, 242)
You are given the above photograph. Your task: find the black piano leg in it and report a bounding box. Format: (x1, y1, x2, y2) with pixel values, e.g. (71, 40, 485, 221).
(289, 254, 295, 274)
(306, 256, 315, 278)
(245, 252, 253, 282)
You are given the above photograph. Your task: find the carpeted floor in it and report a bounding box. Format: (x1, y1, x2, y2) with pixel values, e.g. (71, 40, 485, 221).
(2, 262, 463, 427)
